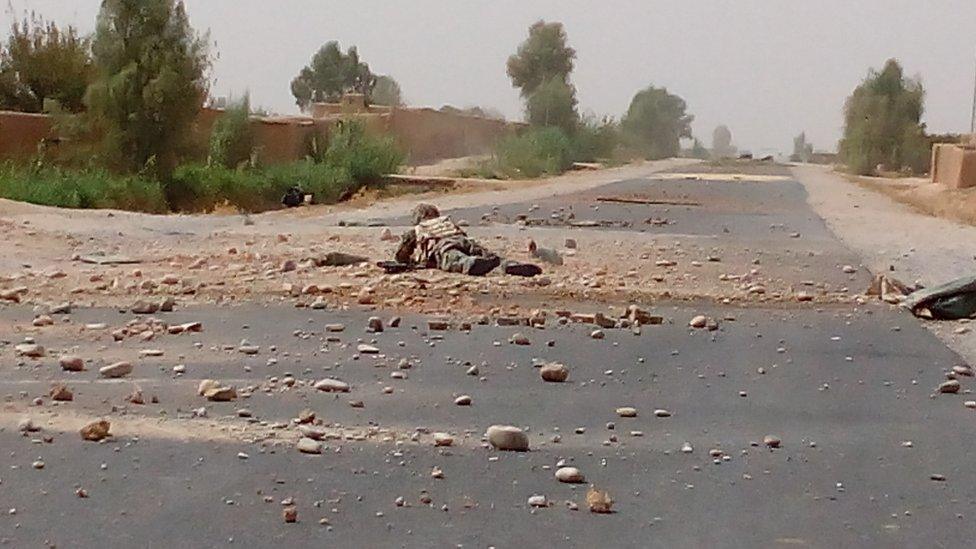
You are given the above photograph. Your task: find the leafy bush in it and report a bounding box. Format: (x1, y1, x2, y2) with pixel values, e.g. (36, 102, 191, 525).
(323, 120, 403, 183)
(209, 96, 254, 169)
(0, 162, 167, 212)
(169, 161, 355, 213)
(489, 127, 574, 178)
(572, 116, 619, 162)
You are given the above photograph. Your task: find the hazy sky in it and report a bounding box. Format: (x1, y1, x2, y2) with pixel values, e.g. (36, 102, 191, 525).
(4, 0, 976, 154)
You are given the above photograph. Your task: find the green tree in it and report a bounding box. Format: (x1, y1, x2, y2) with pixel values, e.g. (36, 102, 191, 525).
(506, 20, 576, 97)
(209, 94, 254, 168)
(620, 85, 693, 160)
(85, 0, 210, 177)
(0, 14, 93, 113)
(525, 78, 579, 134)
(689, 138, 709, 160)
(371, 75, 402, 107)
(291, 42, 375, 110)
(839, 59, 927, 175)
(712, 125, 735, 158)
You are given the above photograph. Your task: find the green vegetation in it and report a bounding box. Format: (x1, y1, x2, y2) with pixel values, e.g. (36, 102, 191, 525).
(371, 75, 403, 107)
(86, 0, 210, 178)
(485, 127, 574, 179)
(209, 95, 255, 169)
(839, 59, 928, 175)
(290, 41, 375, 110)
(525, 78, 579, 135)
(0, 162, 167, 212)
(506, 21, 576, 98)
(0, 14, 94, 113)
(621, 85, 693, 160)
(169, 120, 402, 212)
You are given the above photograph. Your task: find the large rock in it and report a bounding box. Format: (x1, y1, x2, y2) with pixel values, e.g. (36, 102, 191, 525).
(59, 355, 85, 372)
(486, 425, 529, 451)
(80, 420, 111, 442)
(540, 362, 569, 383)
(204, 386, 237, 402)
(99, 361, 133, 378)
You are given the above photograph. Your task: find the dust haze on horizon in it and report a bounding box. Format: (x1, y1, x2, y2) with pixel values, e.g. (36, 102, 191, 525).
(4, 0, 975, 155)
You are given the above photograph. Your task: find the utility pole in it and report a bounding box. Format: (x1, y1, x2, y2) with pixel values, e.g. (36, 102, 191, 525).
(971, 47, 976, 134)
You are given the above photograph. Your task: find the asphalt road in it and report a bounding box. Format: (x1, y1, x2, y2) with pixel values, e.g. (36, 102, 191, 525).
(2, 168, 975, 548)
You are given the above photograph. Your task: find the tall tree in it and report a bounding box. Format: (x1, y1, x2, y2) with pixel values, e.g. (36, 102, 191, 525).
(525, 78, 579, 134)
(0, 14, 93, 113)
(712, 125, 735, 158)
(290, 42, 375, 110)
(85, 0, 210, 176)
(839, 58, 927, 175)
(371, 75, 402, 107)
(621, 85, 693, 160)
(506, 20, 576, 98)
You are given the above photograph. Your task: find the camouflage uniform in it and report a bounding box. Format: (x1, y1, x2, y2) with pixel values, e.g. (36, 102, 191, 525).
(395, 216, 500, 275)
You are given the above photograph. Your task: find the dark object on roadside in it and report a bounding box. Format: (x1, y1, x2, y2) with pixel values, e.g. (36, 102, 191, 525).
(903, 275, 976, 320)
(503, 260, 542, 277)
(282, 187, 305, 207)
(377, 260, 413, 274)
(309, 252, 369, 267)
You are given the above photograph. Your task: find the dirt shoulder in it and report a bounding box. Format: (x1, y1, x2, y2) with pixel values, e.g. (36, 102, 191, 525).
(793, 164, 976, 362)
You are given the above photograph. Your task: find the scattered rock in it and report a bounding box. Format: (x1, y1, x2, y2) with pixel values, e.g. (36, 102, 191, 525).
(204, 385, 237, 402)
(49, 384, 73, 402)
(131, 300, 158, 314)
(14, 343, 45, 358)
(80, 420, 111, 442)
(59, 356, 85, 372)
(99, 361, 133, 378)
(939, 380, 961, 394)
(540, 362, 569, 383)
(367, 317, 384, 333)
(433, 433, 454, 447)
(510, 333, 530, 345)
(555, 467, 585, 483)
(586, 488, 614, 513)
(296, 437, 323, 454)
(454, 395, 472, 406)
(689, 315, 708, 329)
(283, 507, 298, 523)
(763, 435, 782, 448)
(314, 378, 350, 393)
(486, 425, 529, 451)
(616, 407, 638, 418)
(528, 495, 549, 508)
